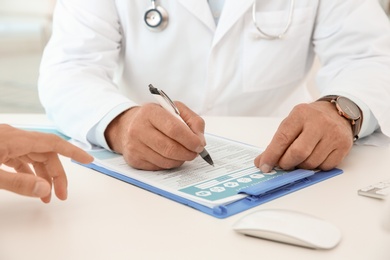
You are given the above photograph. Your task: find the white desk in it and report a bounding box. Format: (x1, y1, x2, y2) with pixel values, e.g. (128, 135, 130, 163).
(1, 114, 389, 260)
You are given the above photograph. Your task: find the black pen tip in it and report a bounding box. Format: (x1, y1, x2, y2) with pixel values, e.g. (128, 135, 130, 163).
(204, 155, 214, 167)
(200, 149, 214, 166)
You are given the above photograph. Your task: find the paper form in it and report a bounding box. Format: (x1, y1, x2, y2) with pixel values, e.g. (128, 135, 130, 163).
(13, 125, 339, 215)
(88, 134, 293, 208)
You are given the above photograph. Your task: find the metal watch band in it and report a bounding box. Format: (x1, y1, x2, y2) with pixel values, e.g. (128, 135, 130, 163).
(317, 95, 363, 141)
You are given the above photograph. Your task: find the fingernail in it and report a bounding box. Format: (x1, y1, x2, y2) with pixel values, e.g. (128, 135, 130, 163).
(196, 145, 204, 153)
(33, 181, 50, 197)
(63, 189, 68, 200)
(196, 132, 206, 146)
(259, 164, 273, 173)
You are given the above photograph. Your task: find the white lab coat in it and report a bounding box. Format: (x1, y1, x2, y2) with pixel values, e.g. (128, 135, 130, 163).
(39, 0, 390, 145)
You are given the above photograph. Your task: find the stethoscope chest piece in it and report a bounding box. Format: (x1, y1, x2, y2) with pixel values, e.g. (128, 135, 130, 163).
(144, 0, 168, 32)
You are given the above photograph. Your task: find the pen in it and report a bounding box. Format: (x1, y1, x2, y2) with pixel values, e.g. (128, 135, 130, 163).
(148, 84, 214, 166)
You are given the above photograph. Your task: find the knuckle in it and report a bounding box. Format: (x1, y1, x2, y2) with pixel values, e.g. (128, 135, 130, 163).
(318, 163, 335, 172)
(123, 138, 137, 154)
(161, 143, 177, 158)
(339, 139, 353, 151)
(160, 143, 198, 161)
(134, 105, 153, 123)
(291, 103, 310, 117)
(159, 159, 184, 170)
(293, 103, 309, 112)
(277, 161, 293, 171)
(126, 125, 142, 140)
(164, 122, 181, 137)
(123, 154, 143, 169)
(11, 177, 24, 190)
(274, 131, 290, 146)
(299, 160, 319, 170)
(318, 154, 343, 171)
(329, 128, 353, 149)
(289, 146, 311, 162)
(122, 144, 143, 165)
(11, 175, 30, 193)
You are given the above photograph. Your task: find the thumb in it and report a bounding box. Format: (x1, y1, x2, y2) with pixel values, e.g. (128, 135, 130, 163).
(0, 170, 51, 199)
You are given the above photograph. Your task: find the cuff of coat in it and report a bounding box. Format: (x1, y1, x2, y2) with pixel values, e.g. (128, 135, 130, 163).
(87, 103, 135, 151)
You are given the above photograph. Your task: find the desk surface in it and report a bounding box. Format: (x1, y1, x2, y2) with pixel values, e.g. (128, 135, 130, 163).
(1, 114, 389, 260)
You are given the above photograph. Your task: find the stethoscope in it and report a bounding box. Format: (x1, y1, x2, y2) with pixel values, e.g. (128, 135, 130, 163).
(144, 0, 168, 32)
(144, 0, 295, 39)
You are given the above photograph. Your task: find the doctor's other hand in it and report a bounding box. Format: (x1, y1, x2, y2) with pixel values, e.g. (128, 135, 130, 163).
(254, 101, 354, 172)
(105, 102, 206, 171)
(0, 124, 93, 202)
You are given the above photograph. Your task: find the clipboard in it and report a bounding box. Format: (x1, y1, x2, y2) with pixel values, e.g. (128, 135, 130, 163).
(81, 161, 342, 219)
(15, 124, 343, 219)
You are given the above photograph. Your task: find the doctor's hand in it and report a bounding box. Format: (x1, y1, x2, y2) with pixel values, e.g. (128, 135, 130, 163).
(0, 124, 93, 202)
(105, 102, 206, 171)
(254, 101, 354, 172)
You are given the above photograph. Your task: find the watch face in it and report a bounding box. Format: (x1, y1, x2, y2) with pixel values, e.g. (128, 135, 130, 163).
(336, 97, 360, 120)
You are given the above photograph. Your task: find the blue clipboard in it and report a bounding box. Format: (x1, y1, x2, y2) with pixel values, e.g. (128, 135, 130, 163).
(16, 125, 343, 219)
(81, 162, 342, 219)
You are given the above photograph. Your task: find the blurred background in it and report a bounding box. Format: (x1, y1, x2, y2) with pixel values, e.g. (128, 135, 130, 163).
(0, 0, 389, 114)
(0, 0, 54, 113)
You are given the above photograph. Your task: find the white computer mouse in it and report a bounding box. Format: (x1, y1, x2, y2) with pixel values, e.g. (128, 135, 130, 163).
(233, 209, 342, 250)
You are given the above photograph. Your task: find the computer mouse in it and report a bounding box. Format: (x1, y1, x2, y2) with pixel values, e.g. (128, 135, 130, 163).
(233, 209, 342, 249)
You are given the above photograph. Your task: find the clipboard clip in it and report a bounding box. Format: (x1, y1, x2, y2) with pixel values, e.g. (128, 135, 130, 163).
(238, 169, 315, 200)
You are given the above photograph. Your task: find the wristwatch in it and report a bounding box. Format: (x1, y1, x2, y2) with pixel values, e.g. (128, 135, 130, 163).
(317, 95, 363, 141)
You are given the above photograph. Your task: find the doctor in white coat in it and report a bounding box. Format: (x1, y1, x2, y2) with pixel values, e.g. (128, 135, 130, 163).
(39, 0, 390, 171)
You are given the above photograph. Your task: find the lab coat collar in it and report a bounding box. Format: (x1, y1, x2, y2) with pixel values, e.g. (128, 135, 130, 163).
(177, 0, 254, 47)
(177, 0, 216, 32)
(213, 0, 253, 47)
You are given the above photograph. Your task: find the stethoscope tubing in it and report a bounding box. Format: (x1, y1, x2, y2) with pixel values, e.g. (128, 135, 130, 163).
(252, 0, 295, 40)
(145, 0, 295, 40)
